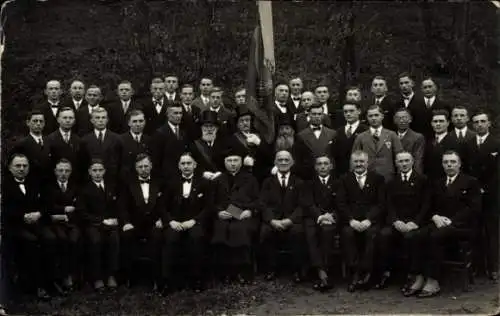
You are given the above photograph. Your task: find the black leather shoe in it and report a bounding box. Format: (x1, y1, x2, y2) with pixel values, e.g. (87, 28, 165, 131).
(489, 271, 498, 282)
(347, 273, 359, 293)
(417, 288, 440, 298)
(265, 272, 276, 281)
(357, 273, 371, 290)
(313, 278, 333, 292)
(37, 288, 51, 301)
(402, 287, 421, 297)
(374, 273, 390, 290)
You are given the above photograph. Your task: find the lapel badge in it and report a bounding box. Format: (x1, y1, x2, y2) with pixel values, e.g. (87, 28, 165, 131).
(384, 140, 391, 149)
(462, 190, 467, 194)
(197, 193, 204, 198)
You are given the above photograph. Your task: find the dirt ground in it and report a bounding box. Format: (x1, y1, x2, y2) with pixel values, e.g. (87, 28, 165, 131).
(8, 276, 499, 315)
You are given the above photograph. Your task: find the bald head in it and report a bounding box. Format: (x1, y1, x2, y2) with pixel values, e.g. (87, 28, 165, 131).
(45, 80, 62, 102)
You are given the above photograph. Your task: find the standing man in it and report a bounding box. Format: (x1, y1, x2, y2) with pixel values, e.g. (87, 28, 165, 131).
(77, 159, 120, 292)
(75, 85, 104, 136)
(333, 102, 368, 177)
(192, 77, 214, 111)
(204, 87, 235, 138)
(352, 105, 403, 182)
(368, 76, 395, 131)
(449, 105, 476, 145)
(314, 84, 336, 126)
(36, 80, 64, 135)
(396, 73, 418, 110)
(294, 103, 337, 180)
(337, 150, 385, 292)
(273, 83, 294, 124)
(65, 80, 86, 111)
(464, 110, 499, 281)
(164, 74, 180, 102)
(233, 87, 247, 109)
(106, 81, 139, 134)
(393, 108, 425, 174)
(289, 77, 304, 114)
(120, 154, 165, 290)
(143, 78, 168, 135)
(180, 84, 202, 141)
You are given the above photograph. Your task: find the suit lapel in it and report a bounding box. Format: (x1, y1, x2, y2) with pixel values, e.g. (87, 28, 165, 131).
(375, 129, 387, 153)
(301, 129, 318, 153)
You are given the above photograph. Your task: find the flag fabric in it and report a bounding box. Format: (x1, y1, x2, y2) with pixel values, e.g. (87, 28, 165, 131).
(245, 1, 276, 144)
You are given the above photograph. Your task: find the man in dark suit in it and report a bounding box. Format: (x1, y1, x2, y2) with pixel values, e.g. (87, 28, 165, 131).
(294, 103, 337, 180)
(118, 109, 151, 182)
(189, 110, 226, 179)
(233, 86, 247, 110)
(202, 87, 236, 139)
(75, 85, 104, 136)
(449, 105, 476, 145)
(259, 150, 306, 282)
(314, 84, 337, 128)
(376, 152, 430, 292)
(164, 74, 180, 103)
(393, 108, 425, 174)
(408, 78, 450, 138)
(120, 154, 165, 290)
(77, 159, 120, 292)
(45, 107, 82, 183)
(396, 72, 419, 111)
(295, 91, 333, 131)
(80, 107, 122, 183)
(191, 77, 214, 112)
(288, 77, 304, 115)
(211, 148, 260, 283)
(407, 151, 481, 297)
(142, 78, 168, 135)
(36, 80, 65, 135)
(65, 80, 87, 111)
(106, 81, 140, 134)
(41, 158, 80, 294)
(300, 154, 338, 291)
(337, 150, 385, 292)
(352, 105, 403, 182)
(272, 83, 294, 124)
(465, 110, 499, 281)
(180, 84, 201, 141)
(11, 110, 52, 183)
(333, 102, 368, 176)
(161, 153, 216, 294)
(368, 76, 396, 131)
(423, 110, 461, 179)
(274, 114, 296, 153)
(152, 103, 189, 180)
(2, 154, 53, 300)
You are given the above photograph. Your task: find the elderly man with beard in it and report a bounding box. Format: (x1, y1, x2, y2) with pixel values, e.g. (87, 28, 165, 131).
(274, 114, 296, 153)
(211, 147, 260, 284)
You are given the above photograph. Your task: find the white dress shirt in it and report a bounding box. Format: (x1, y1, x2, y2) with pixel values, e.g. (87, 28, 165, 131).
(355, 171, 367, 188)
(94, 129, 106, 140)
(370, 126, 383, 137)
(94, 181, 105, 190)
(403, 92, 414, 107)
(446, 173, 459, 186)
(30, 133, 44, 145)
(166, 92, 176, 101)
(201, 95, 210, 105)
(401, 169, 412, 182)
(311, 125, 323, 139)
(122, 100, 130, 113)
(277, 172, 290, 187)
(319, 175, 330, 185)
(275, 101, 287, 114)
(345, 120, 360, 135)
(455, 127, 468, 138)
(60, 128, 71, 143)
(49, 100, 60, 117)
(139, 177, 150, 203)
(73, 99, 82, 110)
(322, 103, 329, 115)
(88, 104, 99, 115)
(424, 96, 436, 107)
(15, 178, 26, 195)
(182, 175, 193, 197)
(477, 133, 489, 146)
(168, 121, 179, 135)
(435, 132, 447, 144)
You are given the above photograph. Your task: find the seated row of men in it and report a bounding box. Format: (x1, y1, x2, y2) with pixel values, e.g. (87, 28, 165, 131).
(2, 146, 483, 300)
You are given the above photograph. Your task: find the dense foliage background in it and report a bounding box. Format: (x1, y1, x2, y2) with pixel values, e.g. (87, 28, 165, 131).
(2, 0, 498, 145)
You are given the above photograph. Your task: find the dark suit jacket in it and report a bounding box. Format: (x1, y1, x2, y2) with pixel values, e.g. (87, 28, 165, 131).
(105, 99, 142, 134)
(63, 98, 87, 112)
(333, 123, 368, 176)
(35, 101, 66, 135)
(188, 137, 226, 174)
(386, 171, 430, 225)
(321, 100, 341, 129)
(294, 126, 337, 180)
(75, 105, 98, 136)
(352, 128, 404, 182)
(80, 130, 122, 182)
(300, 176, 339, 221)
(408, 96, 450, 138)
(119, 177, 165, 231)
(295, 113, 332, 132)
(448, 128, 477, 145)
(142, 98, 168, 135)
(362, 95, 396, 131)
(1, 175, 43, 233)
(336, 171, 385, 225)
(423, 133, 461, 179)
(259, 174, 304, 223)
(202, 107, 236, 139)
(395, 93, 420, 112)
(226, 132, 272, 179)
(181, 103, 202, 141)
(399, 129, 425, 174)
(45, 130, 82, 181)
(430, 173, 481, 228)
(163, 175, 215, 223)
(463, 134, 500, 210)
(152, 124, 189, 179)
(41, 179, 80, 225)
(11, 135, 52, 182)
(77, 180, 119, 226)
(118, 132, 152, 182)
(218, 171, 260, 213)
(192, 96, 210, 112)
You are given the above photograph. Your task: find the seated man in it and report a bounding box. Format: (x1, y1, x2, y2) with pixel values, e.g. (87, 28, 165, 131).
(2, 154, 53, 300)
(407, 151, 481, 298)
(161, 153, 216, 294)
(337, 150, 385, 292)
(376, 152, 430, 292)
(259, 150, 306, 282)
(77, 159, 120, 292)
(211, 148, 260, 284)
(120, 154, 164, 291)
(41, 158, 81, 294)
(300, 154, 338, 291)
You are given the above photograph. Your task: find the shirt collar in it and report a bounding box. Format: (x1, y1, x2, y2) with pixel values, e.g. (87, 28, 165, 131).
(131, 131, 142, 138)
(370, 126, 382, 134)
(346, 120, 360, 131)
(319, 175, 330, 183)
(455, 126, 468, 135)
(477, 133, 489, 141)
(59, 128, 71, 136)
(403, 92, 414, 100)
(152, 97, 164, 104)
(424, 95, 436, 102)
(30, 132, 42, 142)
(447, 173, 459, 183)
(94, 129, 106, 137)
(354, 171, 367, 178)
(48, 100, 59, 106)
(210, 106, 221, 113)
(402, 169, 413, 180)
(138, 176, 151, 181)
(73, 98, 82, 104)
(182, 174, 194, 180)
(277, 172, 290, 180)
(93, 180, 104, 186)
(398, 129, 408, 138)
(168, 121, 179, 131)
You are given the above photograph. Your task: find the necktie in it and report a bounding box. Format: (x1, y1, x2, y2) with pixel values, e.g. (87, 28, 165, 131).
(375, 99, 381, 105)
(403, 174, 407, 182)
(19, 183, 26, 195)
(61, 182, 67, 192)
(311, 126, 321, 132)
(321, 177, 327, 185)
(186, 105, 191, 113)
(280, 175, 286, 188)
(446, 177, 452, 187)
(459, 130, 464, 140)
(183, 177, 192, 184)
(99, 183, 105, 192)
(174, 125, 179, 139)
(98, 131, 104, 143)
(373, 130, 379, 141)
(38, 138, 44, 147)
(134, 134, 140, 143)
(139, 178, 149, 184)
(425, 98, 431, 108)
(356, 175, 364, 189)
(398, 132, 404, 139)
(477, 136, 483, 147)
(64, 133, 70, 143)
(168, 95, 173, 101)
(346, 125, 353, 138)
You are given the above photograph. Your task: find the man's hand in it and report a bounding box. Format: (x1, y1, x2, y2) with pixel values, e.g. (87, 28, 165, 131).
(169, 220, 184, 232)
(218, 211, 233, 220)
(51, 214, 69, 222)
(24, 212, 42, 224)
(246, 134, 261, 146)
(432, 215, 447, 228)
(203, 172, 217, 180)
(359, 219, 372, 231)
(393, 220, 407, 233)
(406, 221, 419, 231)
(64, 206, 75, 213)
(271, 166, 278, 175)
(324, 213, 335, 224)
(270, 219, 285, 231)
(103, 218, 118, 226)
(281, 218, 293, 229)
(181, 219, 196, 230)
(122, 223, 134, 231)
(441, 216, 452, 227)
(240, 210, 252, 220)
(243, 156, 255, 167)
(349, 219, 363, 232)
(155, 219, 163, 229)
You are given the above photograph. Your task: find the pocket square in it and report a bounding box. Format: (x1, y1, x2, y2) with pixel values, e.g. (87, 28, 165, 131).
(491, 152, 498, 157)
(197, 193, 204, 198)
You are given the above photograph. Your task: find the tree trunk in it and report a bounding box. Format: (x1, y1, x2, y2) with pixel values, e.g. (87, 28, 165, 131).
(339, 1, 357, 99)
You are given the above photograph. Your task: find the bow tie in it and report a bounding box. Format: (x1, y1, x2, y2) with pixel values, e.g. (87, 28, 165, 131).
(50, 104, 59, 108)
(182, 178, 192, 183)
(15, 179, 25, 184)
(311, 126, 321, 131)
(292, 97, 300, 101)
(139, 178, 150, 184)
